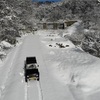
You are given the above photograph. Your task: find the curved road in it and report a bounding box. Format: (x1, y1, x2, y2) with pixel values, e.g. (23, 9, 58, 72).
(0, 34, 75, 100)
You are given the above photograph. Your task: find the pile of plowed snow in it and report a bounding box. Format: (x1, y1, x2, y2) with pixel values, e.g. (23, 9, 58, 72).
(0, 41, 13, 48)
(0, 34, 26, 63)
(0, 41, 12, 62)
(37, 30, 100, 93)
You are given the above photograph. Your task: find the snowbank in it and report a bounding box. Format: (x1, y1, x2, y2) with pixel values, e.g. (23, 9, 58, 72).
(0, 51, 6, 56)
(0, 41, 12, 48)
(38, 30, 100, 94)
(62, 20, 82, 37)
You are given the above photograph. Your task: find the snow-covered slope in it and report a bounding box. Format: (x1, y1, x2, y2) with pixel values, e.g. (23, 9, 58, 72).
(37, 30, 100, 99)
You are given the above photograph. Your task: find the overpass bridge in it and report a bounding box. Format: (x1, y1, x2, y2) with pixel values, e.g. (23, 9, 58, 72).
(37, 20, 77, 30)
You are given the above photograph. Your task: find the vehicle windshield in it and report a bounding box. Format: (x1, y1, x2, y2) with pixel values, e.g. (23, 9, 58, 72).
(26, 64, 37, 69)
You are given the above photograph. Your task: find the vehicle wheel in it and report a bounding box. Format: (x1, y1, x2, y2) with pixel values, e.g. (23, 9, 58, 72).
(37, 78, 39, 81)
(25, 76, 27, 82)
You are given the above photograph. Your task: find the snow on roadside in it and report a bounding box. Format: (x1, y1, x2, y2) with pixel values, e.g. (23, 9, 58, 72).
(0, 34, 27, 100)
(0, 41, 13, 48)
(62, 20, 82, 37)
(0, 41, 12, 64)
(0, 59, 3, 66)
(38, 30, 100, 94)
(0, 34, 26, 66)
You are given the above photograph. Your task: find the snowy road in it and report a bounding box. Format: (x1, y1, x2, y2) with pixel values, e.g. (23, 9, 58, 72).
(25, 81, 41, 100)
(0, 34, 75, 100)
(1, 30, 99, 100)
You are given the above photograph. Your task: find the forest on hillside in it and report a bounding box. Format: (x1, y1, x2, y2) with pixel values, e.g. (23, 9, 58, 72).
(0, 0, 100, 58)
(34, 0, 100, 58)
(0, 0, 33, 45)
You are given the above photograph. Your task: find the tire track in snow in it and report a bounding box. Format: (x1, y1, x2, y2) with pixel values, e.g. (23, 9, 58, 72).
(25, 80, 43, 100)
(25, 83, 28, 100)
(0, 44, 22, 100)
(38, 81, 43, 100)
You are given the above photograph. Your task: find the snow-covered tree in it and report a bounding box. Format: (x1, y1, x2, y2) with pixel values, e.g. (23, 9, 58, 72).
(82, 31, 100, 57)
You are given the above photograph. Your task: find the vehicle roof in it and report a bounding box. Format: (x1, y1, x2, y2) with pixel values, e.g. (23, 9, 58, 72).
(26, 57, 37, 64)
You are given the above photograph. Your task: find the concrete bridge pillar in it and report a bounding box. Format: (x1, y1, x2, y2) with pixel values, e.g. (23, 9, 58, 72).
(43, 23, 47, 29)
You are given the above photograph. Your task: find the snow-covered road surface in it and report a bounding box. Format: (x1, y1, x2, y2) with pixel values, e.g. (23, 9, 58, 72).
(0, 30, 100, 100)
(0, 34, 75, 100)
(26, 81, 40, 100)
